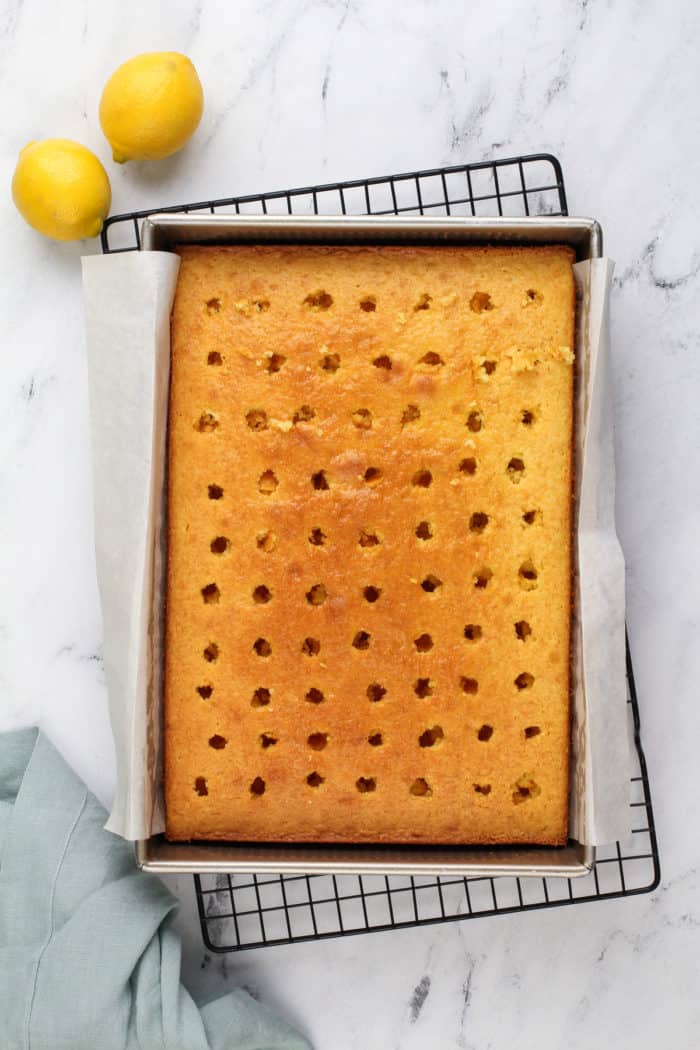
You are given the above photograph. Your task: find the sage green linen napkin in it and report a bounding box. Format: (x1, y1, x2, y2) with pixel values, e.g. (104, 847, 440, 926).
(0, 728, 311, 1050)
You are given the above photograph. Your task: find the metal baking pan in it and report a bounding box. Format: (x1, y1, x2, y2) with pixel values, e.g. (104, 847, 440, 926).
(137, 213, 601, 878)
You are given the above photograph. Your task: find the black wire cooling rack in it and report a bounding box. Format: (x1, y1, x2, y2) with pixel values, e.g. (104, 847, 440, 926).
(102, 153, 660, 953)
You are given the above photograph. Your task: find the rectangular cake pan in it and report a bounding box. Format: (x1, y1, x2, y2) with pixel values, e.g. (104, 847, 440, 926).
(137, 213, 601, 878)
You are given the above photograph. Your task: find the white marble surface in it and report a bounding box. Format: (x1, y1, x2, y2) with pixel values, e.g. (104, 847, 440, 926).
(1, 0, 699, 1047)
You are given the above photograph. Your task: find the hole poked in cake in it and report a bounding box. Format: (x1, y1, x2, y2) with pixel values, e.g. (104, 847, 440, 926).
(401, 404, 421, 427)
(515, 620, 532, 641)
(414, 677, 434, 698)
(409, 778, 432, 797)
(460, 676, 479, 695)
(463, 624, 482, 641)
(521, 408, 537, 426)
(414, 293, 432, 311)
(469, 291, 493, 313)
(320, 352, 341, 372)
(303, 290, 333, 310)
(252, 584, 272, 604)
(203, 642, 219, 662)
(306, 583, 327, 606)
(265, 352, 286, 374)
(473, 567, 492, 589)
(252, 638, 272, 658)
(250, 776, 266, 796)
(208, 735, 227, 749)
(251, 687, 271, 706)
(524, 725, 541, 738)
(466, 410, 482, 432)
(411, 468, 433, 488)
(205, 298, 221, 314)
(420, 574, 442, 593)
(260, 733, 278, 749)
(518, 561, 538, 589)
(293, 404, 316, 425)
(477, 724, 493, 742)
(208, 484, 224, 500)
(459, 457, 477, 476)
(522, 509, 541, 526)
(252, 298, 270, 312)
(363, 467, 383, 484)
(207, 351, 222, 366)
(306, 771, 325, 787)
(474, 783, 491, 795)
(415, 520, 434, 541)
(359, 296, 376, 312)
(414, 632, 434, 652)
(368, 731, 383, 747)
(246, 409, 268, 431)
(419, 725, 444, 748)
(201, 583, 220, 604)
(512, 774, 541, 805)
(311, 470, 330, 491)
(524, 288, 543, 305)
(196, 684, 213, 700)
(359, 529, 381, 548)
(469, 512, 489, 534)
(308, 527, 327, 546)
(515, 672, 535, 691)
(356, 776, 376, 793)
(210, 536, 230, 554)
(372, 354, 392, 370)
(363, 585, 381, 603)
(352, 408, 373, 430)
(308, 732, 329, 751)
(481, 360, 497, 376)
(195, 411, 219, 433)
(302, 637, 321, 656)
(366, 682, 387, 703)
(194, 776, 208, 796)
(258, 470, 279, 495)
(418, 351, 444, 368)
(507, 457, 525, 482)
(352, 631, 371, 651)
(305, 687, 325, 704)
(257, 530, 277, 552)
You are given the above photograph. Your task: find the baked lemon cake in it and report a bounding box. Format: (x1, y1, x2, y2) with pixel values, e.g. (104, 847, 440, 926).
(165, 243, 575, 845)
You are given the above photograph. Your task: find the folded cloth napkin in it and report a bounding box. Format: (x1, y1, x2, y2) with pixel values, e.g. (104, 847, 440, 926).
(0, 728, 311, 1050)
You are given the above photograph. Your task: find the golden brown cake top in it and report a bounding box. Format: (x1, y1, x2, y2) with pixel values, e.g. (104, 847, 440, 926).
(165, 243, 575, 845)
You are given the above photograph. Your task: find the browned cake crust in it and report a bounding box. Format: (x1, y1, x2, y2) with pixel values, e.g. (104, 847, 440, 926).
(165, 243, 575, 845)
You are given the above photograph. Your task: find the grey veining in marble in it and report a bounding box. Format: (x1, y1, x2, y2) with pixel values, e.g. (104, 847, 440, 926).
(1, 0, 699, 1047)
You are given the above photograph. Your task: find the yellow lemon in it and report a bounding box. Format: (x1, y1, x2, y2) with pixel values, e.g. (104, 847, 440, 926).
(99, 51, 203, 163)
(11, 139, 111, 241)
